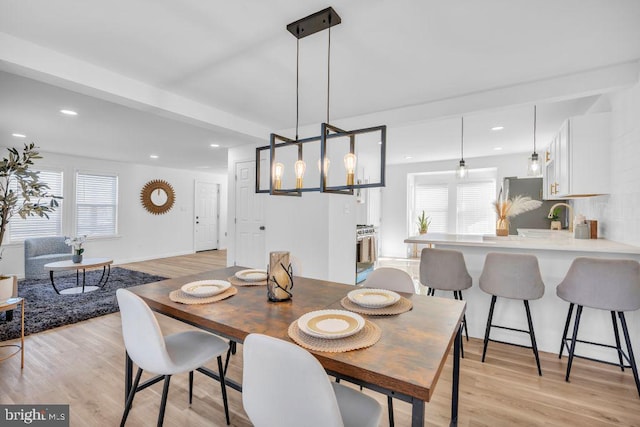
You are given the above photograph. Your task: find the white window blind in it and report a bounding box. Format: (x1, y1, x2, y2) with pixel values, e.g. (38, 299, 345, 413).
(456, 180, 496, 234)
(76, 173, 118, 237)
(9, 170, 63, 241)
(414, 184, 448, 233)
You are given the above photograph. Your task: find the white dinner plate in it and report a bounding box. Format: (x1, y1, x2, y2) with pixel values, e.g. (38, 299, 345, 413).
(297, 310, 365, 340)
(235, 269, 268, 282)
(181, 280, 231, 298)
(347, 288, 401, 308)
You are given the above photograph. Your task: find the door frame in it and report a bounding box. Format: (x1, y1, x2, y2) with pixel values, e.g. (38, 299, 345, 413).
(193, 179, 220, 252)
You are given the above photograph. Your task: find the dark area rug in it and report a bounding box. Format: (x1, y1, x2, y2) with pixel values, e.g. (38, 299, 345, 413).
(0, 267, 166, 341)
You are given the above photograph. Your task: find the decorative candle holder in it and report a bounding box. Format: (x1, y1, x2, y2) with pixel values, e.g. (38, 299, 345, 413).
(267, 251, 294, 302)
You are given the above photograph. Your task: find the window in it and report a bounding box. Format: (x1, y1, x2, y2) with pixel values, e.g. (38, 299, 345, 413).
(9, 170, 64, 241)
(456, 180, 496, 234)
(414, 184, 448, 233)
(409, 169, 496, 235)
(76, 173, 118, 237)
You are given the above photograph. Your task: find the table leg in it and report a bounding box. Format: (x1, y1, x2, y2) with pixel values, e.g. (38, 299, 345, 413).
(98, 265, 111, 288)
(125, 351, 133, 404)
(81, 269, 86, 293)
(20, 300, 25, 369)
(450, 325, 461, 427)
(49, 271, 61, 294)
(411, 399, 425, 427)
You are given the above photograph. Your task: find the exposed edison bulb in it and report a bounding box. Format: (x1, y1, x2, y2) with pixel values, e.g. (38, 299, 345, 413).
(344, 152, 357, 186)
(456, 159, 468, 179)
(317, 157, 330, 172)
(294, 160, 306, 189)
(274, 162, 284, 190)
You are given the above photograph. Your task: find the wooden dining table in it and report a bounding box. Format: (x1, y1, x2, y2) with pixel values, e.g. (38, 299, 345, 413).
(126, 266, 465, 427)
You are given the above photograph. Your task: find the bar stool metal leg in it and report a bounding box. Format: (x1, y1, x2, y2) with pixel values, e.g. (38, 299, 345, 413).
(524, 300, 542, 376)
(482, 295, 497, 363)
(565, 305, 583, 382)
(559, 303, 574, 359)
(611, 311, 625, 372)
(618, 312, 640, 398)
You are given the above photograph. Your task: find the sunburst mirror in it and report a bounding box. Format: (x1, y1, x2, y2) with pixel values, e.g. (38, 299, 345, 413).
(140, 179, 175, 215)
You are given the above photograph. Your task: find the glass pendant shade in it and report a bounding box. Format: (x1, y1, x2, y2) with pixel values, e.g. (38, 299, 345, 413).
(457, 159, 468, 179)
(527, 152, 540, 176)
(294, 160, 306, 189)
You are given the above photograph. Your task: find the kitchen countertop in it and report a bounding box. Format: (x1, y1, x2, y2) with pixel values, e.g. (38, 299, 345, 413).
(404, 232, 640, 255)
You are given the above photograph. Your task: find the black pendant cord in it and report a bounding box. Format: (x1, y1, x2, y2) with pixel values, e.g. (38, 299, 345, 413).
(295, 35, 300, 141)
(533, 105, 537, 155)
(326, 19, 331, 124)
(460, 117, 465, 161)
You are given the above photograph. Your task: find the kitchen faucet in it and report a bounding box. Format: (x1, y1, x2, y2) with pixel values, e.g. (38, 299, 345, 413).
(548, 202, 573, 232)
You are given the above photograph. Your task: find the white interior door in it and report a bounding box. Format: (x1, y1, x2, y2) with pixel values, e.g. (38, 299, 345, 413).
(235, 161, 265, 268)
(195, 181, 219, 251)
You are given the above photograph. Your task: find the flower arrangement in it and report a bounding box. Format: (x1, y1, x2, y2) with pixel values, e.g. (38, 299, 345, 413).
(493, 190, 542, 236)
(417, 211, 431, 234)
(65, 235, 87, 255)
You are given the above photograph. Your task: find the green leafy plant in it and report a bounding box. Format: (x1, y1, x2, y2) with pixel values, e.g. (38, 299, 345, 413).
(0, 143, 62, 260)
(417, 211, 431, 234)
(549, 207, 561, 221)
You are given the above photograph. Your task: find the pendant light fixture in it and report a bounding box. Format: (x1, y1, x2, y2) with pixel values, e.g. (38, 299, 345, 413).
(456, 117, 468, 179)
(527, 105, 541, 176)
(255, 7, 387, 196)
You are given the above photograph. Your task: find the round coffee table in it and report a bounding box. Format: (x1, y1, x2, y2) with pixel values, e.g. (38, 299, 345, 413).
(44, 258, 113, 295)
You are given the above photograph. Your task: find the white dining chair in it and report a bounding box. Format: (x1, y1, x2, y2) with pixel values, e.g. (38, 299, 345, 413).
(360, 266, 414, 426)
(116, 289, 230, 426)
(242, 333, 382, 427)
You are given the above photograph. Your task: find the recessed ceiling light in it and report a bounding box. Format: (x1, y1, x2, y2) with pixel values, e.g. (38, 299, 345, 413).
(60, 109, 78, 116)
(12, 133, 26, 138)
(210, 143, 220, 148)
(405, 156, 413, 160)
(493, 147, 503, 151)
(150, 155, 159, 159)
(491, 126, 504, 131)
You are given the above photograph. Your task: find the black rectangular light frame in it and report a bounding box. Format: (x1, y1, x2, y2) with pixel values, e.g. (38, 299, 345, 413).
(320, 123, 387, 194)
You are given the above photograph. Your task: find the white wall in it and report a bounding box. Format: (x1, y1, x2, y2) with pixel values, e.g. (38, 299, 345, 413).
(573, 78, 640, 247)
(380, 152, 530, 258)
(1, 149, 227, 277)
(227, 144, 358, 284)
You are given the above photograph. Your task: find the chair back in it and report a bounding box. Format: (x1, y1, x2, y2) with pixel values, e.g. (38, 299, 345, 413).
(479, 252, 545, 300)
(116, 289, 174, 374)
(243, 334, 344, 427)
(24, 237, 71, 257)
(362, 267, 414, 293)
(556, 257, 640, 311)
(420, 248, 472, 291)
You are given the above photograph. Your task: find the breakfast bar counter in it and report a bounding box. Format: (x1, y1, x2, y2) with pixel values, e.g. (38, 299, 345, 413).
(404, 232, 640, 361)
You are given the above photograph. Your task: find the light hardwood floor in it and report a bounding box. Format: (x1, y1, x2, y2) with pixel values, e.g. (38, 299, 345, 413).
(1, 250, 639, 426)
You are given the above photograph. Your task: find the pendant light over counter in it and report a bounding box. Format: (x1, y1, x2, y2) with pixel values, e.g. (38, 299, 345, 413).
(456, 117, 468, 179)
(255, 7, 386, 196)
(527, 105, 541, 176)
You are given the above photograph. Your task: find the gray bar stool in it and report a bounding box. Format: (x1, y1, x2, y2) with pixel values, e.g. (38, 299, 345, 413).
(479, 252, 545, 375)
(420, 248, 472, 342)
(556, 257, 640, 397)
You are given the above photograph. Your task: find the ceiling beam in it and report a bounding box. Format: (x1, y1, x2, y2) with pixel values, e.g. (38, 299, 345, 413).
(0, 32, 269, 142)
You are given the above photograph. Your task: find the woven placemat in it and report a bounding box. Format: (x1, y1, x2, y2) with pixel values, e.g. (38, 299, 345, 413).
(340, 296, 413, 316)
(169, 286, 238, 304)
(288, 319, 381, 353)
(227, 276, 267, 287)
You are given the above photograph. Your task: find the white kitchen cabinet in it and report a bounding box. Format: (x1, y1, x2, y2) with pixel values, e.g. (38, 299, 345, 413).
(543, 112, 610, 199)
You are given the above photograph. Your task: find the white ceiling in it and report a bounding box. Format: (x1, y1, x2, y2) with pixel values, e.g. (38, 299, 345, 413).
(1, 0, 639, 171)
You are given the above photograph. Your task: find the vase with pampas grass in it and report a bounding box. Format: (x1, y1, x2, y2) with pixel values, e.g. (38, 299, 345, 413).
(493, 191, 542, 236)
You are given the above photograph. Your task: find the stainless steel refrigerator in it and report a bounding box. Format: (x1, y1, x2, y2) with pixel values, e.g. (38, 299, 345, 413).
(503, 177, 566, 235)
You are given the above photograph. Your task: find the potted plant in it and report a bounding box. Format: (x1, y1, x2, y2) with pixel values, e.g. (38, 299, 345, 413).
(417, 211, 431, 235)
(65, 235, 87, 263)
(549, 207, 562, 230)
(493, 192, 542, 236)
(0, 143, 61, 302)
